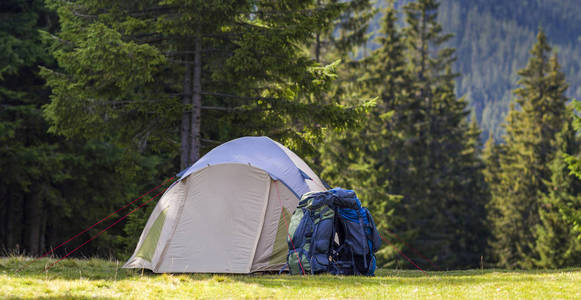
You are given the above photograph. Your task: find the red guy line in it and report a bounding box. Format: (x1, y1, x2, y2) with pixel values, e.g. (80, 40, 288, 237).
(378, 232, 428, 276)
(45, 183, 173, 271)
(275, 181, 305, 275)
(382, 229, 440, 270)
(17, 177, 175, 273)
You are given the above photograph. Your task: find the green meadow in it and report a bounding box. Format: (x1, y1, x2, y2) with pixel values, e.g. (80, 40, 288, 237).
(1, 257, 580, 299)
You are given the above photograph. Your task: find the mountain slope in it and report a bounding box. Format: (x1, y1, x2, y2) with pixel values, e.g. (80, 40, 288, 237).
(369, 0, 581, 140)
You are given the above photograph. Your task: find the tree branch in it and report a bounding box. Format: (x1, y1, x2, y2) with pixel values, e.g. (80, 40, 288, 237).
(201, 138, 222, 144)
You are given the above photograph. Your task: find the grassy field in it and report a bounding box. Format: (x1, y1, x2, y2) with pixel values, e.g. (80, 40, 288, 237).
(1, 257, 580, 299)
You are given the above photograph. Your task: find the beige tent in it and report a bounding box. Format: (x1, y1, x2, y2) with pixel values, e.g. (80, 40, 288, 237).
(123, 137, 326, 273)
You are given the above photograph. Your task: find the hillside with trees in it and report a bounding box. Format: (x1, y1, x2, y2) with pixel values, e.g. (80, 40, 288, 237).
(369, 0, 581, 140)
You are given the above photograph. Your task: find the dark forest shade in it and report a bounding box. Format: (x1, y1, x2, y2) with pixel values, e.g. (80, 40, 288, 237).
(0, 0, 61, 255)
(0, 0, 171, 257)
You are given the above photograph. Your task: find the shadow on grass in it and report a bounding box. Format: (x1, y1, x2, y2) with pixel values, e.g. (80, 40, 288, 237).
(206, 267, 581, 289)
(378, 268, 581, 277)
(3, 256, 580, 288)
(172, 267, 581, 290)
(2, 257, 146, 281)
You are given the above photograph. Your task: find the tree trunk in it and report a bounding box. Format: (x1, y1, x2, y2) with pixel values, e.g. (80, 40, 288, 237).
(46, 206, 57, 257)
(24, 184, 43, 256)
(315, 0, 321, 63)
(190, 32, 202, 163)
(315, 32, 321, 63)
(419, 7, 427, 88)
(39, 201, 47, 255)
(2, 194, 11, 249)
(180, 55, 193, 170)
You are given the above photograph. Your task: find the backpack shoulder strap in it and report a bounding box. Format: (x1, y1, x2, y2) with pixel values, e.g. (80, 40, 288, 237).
(357, 210, 368, 270)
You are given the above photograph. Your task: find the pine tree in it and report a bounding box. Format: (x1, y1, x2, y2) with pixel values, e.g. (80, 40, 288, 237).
(456, 118, 490, 265)
(322, 0, 490, 269)
(360, 0, 407, 112)
(562, 100, 581, 239)
(386, 0, 488, 268)
(311, 0, 375, 64)
(0, 0, 55, 255)
(0, 0, 168, 256)
(319, 1, 403, 266)
(534, 115, 581, 268)
(482, 134, 505, 263)
(489, 30, 570, 268)
(41, 0, 365, 170)
(482, 135, 503, 200)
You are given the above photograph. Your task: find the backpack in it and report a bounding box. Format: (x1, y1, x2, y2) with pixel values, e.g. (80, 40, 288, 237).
(286, 188, 381, 275)
(286, 191, 336, 275)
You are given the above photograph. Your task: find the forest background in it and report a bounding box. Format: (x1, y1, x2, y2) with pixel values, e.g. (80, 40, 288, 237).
(1, 0, 580, 270)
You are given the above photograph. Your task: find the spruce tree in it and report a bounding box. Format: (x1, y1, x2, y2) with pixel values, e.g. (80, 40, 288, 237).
(388, 0, 488, 268)
(319, 1, 403, 266)
(42, 0, 365, 169)
(489, 30, 570, 268)
(458, 118, 491, 265)
(0, 0, 56, 255)
(563, 100, 581, 238)
(311, 0, 375, 64)
(322, 0, 490, 269)
(0, 0, 168, 256)
(534, 115, 581, 268)
(482, 135, 504, 201)
(482, 134, 505, 263)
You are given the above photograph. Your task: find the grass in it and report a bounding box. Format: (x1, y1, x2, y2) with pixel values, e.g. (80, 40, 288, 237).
(1, 257, 580, 299)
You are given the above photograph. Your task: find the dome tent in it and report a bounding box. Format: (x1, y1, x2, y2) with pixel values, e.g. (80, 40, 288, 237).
(123, 136, 327, 273)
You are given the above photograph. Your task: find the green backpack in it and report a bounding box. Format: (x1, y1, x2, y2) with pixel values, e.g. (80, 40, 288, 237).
(286, 191, 336, 275)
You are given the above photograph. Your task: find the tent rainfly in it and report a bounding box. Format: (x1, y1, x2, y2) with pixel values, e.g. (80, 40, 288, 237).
(123, 136, 327, 273)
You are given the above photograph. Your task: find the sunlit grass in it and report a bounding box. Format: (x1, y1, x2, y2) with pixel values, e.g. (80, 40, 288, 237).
(1, 257, 580, 299)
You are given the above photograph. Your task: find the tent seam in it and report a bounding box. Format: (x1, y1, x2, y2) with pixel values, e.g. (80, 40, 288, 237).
(153, 179, 189, 272)
(248, 172, 272, 273)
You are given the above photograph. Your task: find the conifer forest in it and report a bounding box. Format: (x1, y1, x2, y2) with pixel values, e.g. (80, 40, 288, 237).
(1, 0, 581, 269)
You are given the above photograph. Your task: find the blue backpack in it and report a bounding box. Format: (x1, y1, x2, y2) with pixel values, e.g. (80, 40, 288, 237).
(286, 188, 381, 275)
